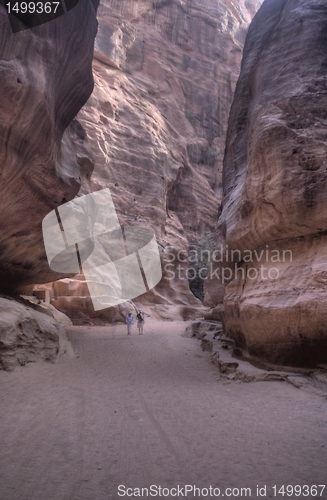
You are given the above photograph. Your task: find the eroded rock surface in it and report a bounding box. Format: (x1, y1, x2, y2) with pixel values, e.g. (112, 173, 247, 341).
(0, 297, 71, 371)
(213, 0, 327, 366)
(0, 0, 99, 293)
(47, 0, 262, 322)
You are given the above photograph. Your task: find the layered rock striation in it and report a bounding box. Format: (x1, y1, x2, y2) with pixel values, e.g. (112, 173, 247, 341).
(0, 0, 99, 368)
(47, 0, 262, 322)
(214, 0, 327, 366)
(0, 0, 99, 294)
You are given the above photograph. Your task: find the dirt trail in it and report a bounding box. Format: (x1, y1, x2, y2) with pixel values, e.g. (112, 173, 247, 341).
(0, 321, 326, 500)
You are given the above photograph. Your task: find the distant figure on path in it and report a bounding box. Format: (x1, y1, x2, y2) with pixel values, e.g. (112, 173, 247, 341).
(136, 311, 145, 335)
(126, 313, 134, 335)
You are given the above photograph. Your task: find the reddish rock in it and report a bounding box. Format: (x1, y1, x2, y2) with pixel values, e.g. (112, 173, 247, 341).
(0, 0, 99, 293)
(214, 0, 327, 366)
(47, 0, 262, 321)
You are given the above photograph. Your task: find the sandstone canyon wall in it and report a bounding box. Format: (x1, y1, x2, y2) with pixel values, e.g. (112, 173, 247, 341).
(46, 0, 262, 323)
(213, 0, 327, 366)
(0, 0, 99, 368)
(0, 0, 99, 293)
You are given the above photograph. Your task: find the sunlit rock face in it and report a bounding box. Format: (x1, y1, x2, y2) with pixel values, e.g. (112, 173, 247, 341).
(214, 0, 327, 366)
(0, 0, 99, 294)
(48, 0, 262, 322)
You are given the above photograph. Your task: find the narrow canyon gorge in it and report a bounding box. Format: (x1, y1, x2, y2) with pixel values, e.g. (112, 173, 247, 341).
(1, 0, 327, 370)
(35, 0, 262, 326)
(1, 1, 327, 498)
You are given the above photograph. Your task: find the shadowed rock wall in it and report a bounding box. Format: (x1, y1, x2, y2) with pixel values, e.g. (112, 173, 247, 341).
(0, 0, 99, 294)
(214, 0, 327, 366)
(0, 0, 100, 369)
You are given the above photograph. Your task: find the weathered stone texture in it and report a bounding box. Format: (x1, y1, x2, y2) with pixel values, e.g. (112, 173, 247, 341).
(49, 0, 261, 320)
(0, 0, 99, 293)
(0, 1, 99, 368)
(215, 0, 327, 366)
(0, 297, 69, 371)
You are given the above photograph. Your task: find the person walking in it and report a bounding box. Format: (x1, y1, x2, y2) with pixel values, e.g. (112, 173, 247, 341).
(126, 312, 134, 335)
(136, 311, 145, 335)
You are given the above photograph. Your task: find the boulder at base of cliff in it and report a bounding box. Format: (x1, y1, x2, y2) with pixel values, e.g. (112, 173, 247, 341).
(0, 297, 72, 371)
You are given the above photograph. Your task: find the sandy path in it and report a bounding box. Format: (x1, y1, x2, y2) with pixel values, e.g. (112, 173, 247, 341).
(0, 320, 326, 500)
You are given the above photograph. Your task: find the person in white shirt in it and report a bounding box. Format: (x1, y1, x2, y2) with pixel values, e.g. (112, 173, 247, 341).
(126, 313, 134, 335)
